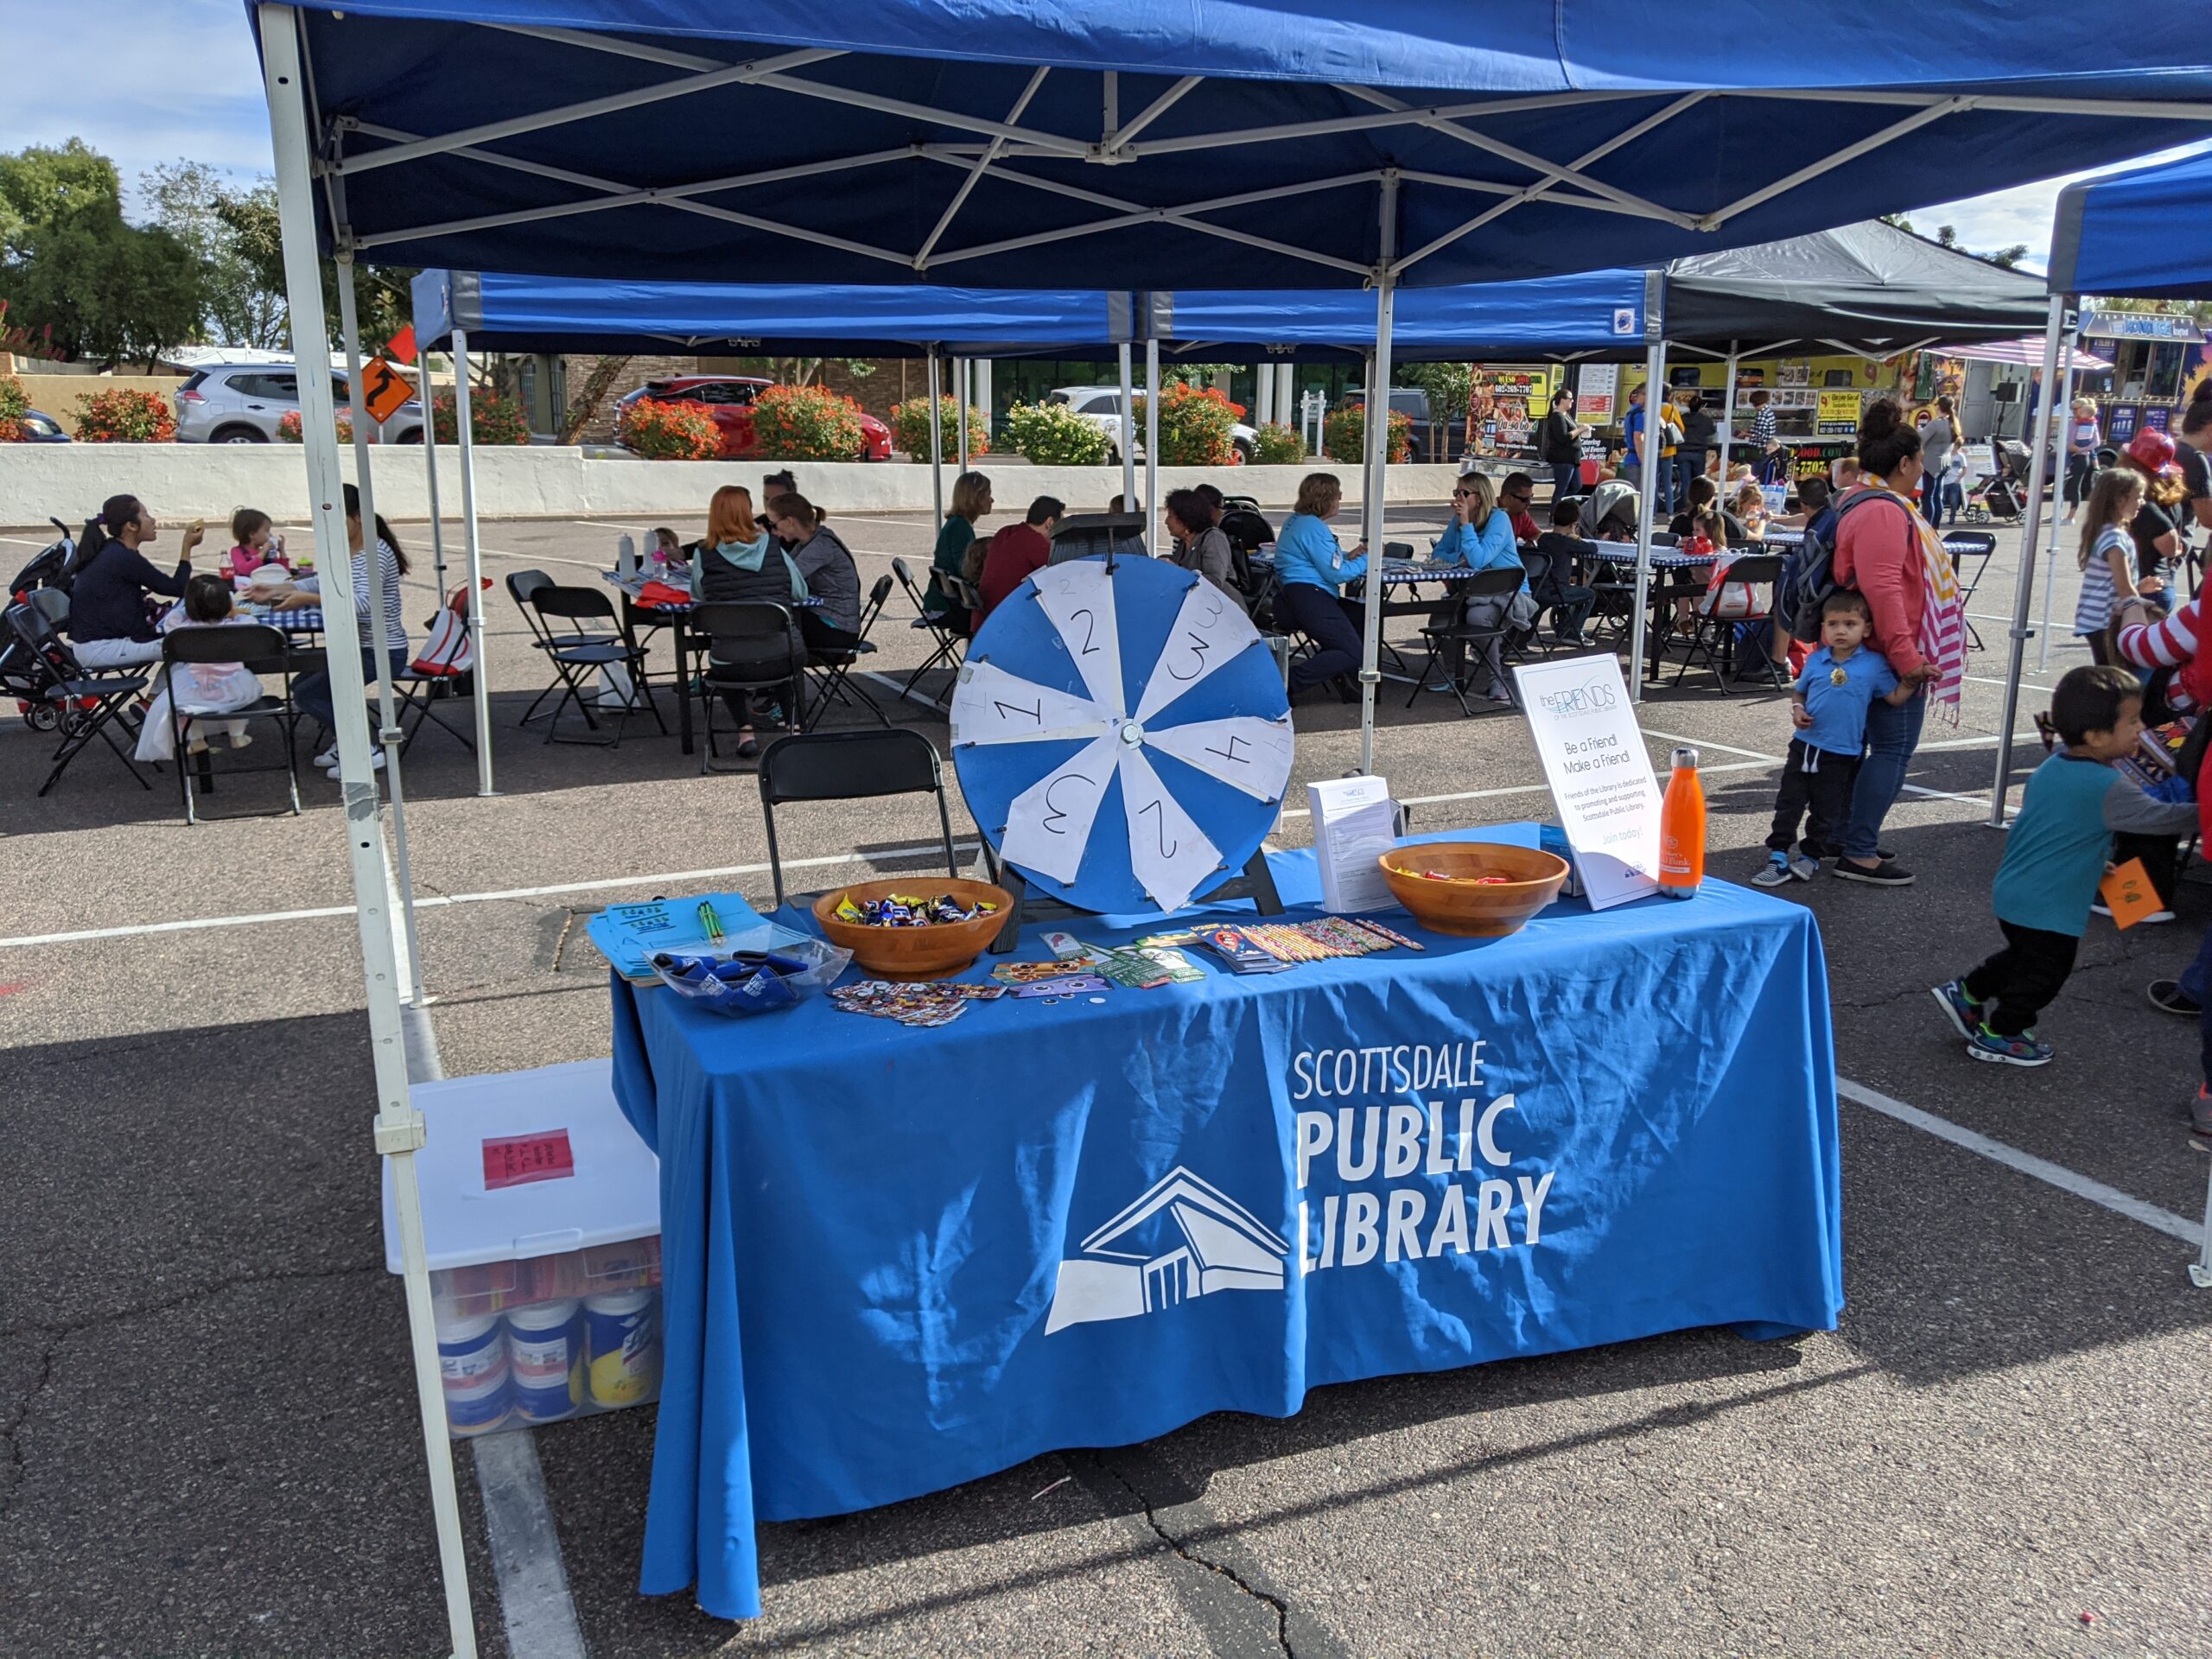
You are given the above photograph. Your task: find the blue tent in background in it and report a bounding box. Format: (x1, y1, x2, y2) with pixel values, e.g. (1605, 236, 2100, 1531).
(2047, 144, 2212, 302)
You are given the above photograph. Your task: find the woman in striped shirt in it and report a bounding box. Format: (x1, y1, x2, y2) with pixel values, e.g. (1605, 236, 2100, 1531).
(267, 482, 414, 774)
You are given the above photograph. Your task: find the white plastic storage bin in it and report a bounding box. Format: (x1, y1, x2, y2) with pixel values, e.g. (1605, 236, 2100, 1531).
(382, 1058, 664, 1438)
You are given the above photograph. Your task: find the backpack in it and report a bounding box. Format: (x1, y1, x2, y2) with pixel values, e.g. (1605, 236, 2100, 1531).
(1785, 489, 1897, 644)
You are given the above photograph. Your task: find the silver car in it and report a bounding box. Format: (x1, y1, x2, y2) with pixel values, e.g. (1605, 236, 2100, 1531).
(174, 362, 425, 444)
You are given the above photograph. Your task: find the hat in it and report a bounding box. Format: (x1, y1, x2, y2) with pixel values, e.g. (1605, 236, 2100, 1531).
(2126, 427, 2177, 475)
(245, 563, 290, 590)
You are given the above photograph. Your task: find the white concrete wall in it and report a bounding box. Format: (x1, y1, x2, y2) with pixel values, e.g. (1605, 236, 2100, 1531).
(0, 443, 1469, 527)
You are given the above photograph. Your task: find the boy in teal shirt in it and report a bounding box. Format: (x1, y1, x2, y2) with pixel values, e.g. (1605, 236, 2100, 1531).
(1933, 665, 2197, 1066)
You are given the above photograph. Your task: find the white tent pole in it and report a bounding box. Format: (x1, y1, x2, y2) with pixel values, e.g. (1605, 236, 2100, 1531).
(1255, 359, 1274, 427)
(1144, 338, 1161, 555)
(1716, 340, 1740, 488)
(956, 356, 970, 474)
(1988, 294, 2068, 827)
(451, 329, 493, 794)
(2037, 321, 2082, 673)
(416, 350, 449, 594)
(927, 351, 944, 521)
(1357, 171, 1399, 776)
(257, 12, 479, 1656)
(1118, 341, 1137, 507)
(338, 257, 428, 1007)
(1627, 316, 1667, 708)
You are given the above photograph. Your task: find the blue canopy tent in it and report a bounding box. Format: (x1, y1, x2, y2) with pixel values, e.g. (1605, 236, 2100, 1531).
(1990, 145, 2212, 1292)
(245, 1, 2212, 1644)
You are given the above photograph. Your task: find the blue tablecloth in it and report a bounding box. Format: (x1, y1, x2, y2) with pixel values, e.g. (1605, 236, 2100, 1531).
(609, 834, 1842, 1619)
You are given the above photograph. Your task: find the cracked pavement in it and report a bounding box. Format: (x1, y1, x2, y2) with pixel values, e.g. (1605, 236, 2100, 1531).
(3, 508, 2209, 1656)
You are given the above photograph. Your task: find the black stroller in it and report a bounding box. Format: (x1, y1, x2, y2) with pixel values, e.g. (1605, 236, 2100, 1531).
(1966, 438, 2034, 524)
(3, 520, 84, 731)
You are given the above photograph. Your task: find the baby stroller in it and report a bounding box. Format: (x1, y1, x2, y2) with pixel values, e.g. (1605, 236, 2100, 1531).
(8, 518, 80, 599)
(1965, 439, 2033, 524)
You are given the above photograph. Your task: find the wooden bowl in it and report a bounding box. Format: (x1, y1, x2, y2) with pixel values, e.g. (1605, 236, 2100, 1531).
(1376, 843, 1572, 938)
(811, 878, 1014, 981)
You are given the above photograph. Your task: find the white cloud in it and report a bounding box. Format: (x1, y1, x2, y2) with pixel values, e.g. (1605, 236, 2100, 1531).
(0, 0, 274, 206)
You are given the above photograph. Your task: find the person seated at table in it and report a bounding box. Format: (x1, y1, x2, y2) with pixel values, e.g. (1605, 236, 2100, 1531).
(1732, 480, 1770, 540)
(1432, 472, 1532, 702)
(226, 507, 288, 579)
(1531, 498, 1599, 646)
(650, 526, 690, 569)
(1274, 473, 1368, 702)
(761, 469, 805, 513)
(1669, 477, 1746, 545)
(1497, 471, 1542, 543)
(259, 483, 410, 777)
(923, 471, 990, 632)
(1164, 488, 1246, 609)
(698, 484, 810, 758)
(976, 495, 1061, 632)
(67, 493, 204, 671)
(766, 493, 861, 637)
(1767, 474, 1830, 531)
(134, 575, 264, 763)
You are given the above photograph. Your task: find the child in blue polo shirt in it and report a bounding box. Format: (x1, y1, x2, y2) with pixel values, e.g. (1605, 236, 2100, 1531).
(1754, 589, 1916, 885)
(1932, 665, 2198, 1067)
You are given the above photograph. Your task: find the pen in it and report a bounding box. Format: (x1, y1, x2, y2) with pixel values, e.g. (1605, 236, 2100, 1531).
(698, 900, 724, 942)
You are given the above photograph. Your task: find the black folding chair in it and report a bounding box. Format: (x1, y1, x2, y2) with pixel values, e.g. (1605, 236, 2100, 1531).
(507, 569, 620, 726)
(1404, 567, 1524, 715)
(1942, 531, 1999, 651)
(1673, 554, 1785, 694)
(526, 583, 665, 747)
(892, 556, 965, 706)
(801, 574, 893, 732)
(692, 601, 805, 774)
(6, 601, 153, 796)
(758, 728, 960, 910)
(158, 623, 302, 823)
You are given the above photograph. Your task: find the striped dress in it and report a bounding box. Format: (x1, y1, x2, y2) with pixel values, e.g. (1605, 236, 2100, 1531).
(2071, 525, 2131, 639)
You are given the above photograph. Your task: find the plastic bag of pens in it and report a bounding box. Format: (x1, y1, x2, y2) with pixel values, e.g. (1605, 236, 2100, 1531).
(650, 935, 850, 1016)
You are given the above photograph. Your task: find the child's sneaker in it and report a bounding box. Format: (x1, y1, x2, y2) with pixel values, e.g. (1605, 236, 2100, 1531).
(1751, 852, 1794, 887)
(1786, 849, 1821, 880)
(1930, 978, 1984, 1039)
(1965, 1024, 2054, 1067)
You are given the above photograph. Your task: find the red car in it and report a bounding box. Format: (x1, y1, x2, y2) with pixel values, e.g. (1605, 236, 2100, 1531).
(617, 375, 893, 461)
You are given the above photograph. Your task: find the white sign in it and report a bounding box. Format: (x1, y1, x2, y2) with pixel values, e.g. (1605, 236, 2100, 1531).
(1574, 364, 1618, 415)
(1306, 774, 1398, 914)
(1509, 655, 1660, 911)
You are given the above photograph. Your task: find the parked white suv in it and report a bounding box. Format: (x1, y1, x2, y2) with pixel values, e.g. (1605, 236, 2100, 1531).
(1047, 385, 1255, 465)
(175, 362, 425, 444)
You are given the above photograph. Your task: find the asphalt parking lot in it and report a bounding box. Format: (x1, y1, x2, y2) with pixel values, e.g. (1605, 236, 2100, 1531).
(3, 499, 2208, 1658)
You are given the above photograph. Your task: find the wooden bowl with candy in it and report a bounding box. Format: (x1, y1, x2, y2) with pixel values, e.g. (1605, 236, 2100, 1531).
(1376, 843, 1571, 938)
(812, 879, 1015, 981)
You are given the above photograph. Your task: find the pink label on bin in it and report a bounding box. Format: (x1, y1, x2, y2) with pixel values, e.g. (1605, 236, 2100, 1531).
(483, 1129, 575, 1191)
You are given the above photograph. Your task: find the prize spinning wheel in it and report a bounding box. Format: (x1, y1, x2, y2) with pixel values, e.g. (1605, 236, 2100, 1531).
(950, 556, 1294, 916)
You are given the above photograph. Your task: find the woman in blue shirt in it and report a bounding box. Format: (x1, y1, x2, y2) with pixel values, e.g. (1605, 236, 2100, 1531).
(1272, 473, 1369, 698)
(1431, 473, 1529, 701)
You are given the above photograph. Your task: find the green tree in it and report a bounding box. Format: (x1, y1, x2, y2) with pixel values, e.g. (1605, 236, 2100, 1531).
(143, 161, 287, 348)
(0, 141, 204, 366)
(212, 185, 416, 352)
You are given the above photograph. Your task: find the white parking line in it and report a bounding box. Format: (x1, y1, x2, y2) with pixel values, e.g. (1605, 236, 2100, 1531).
(0, 840, 986, 950)
(1839, 1077, 2201, 1245)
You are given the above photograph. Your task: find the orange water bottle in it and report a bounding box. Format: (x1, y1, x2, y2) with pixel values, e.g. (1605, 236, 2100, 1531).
(1658, 746, 1705, 899)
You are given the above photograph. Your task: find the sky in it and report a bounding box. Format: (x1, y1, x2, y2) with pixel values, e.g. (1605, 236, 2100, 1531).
(7, 1, 2209, 283)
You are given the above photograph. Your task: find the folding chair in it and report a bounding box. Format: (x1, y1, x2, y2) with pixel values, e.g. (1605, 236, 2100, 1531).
(691, 601, 806, 774)
(1404, 567, 1524, 715)
(507, 569, 619, 726)
(1673, 554, 1785, 694)
(891, 556, 965, 705)
(757, 728, 959, 910)
(393, 667, 479, 757)
(526, 583, 665, 747)
(6, 601, 153, 796)
(159, 623, 303, 823)
(1942, 531, 1999, 650)
(800, 574, 893, 733)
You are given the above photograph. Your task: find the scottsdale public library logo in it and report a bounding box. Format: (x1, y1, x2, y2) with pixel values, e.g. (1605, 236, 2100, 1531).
(1046, 1166, 1289, 1333)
